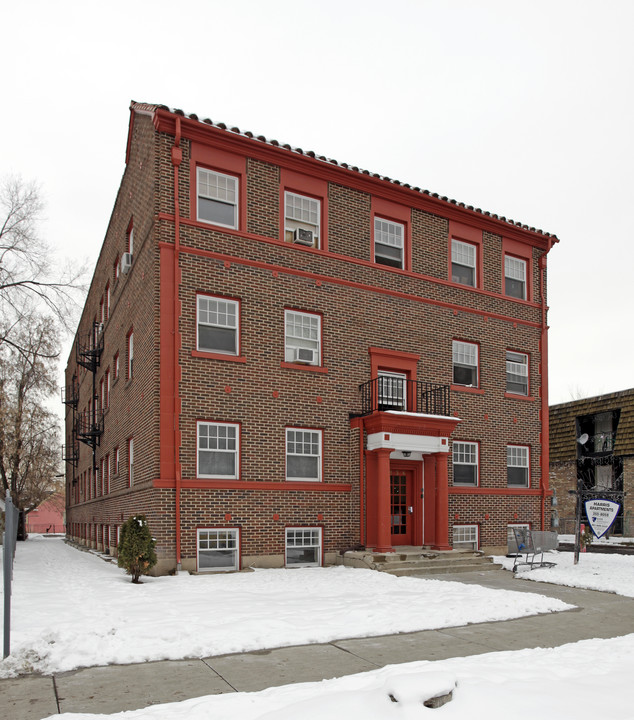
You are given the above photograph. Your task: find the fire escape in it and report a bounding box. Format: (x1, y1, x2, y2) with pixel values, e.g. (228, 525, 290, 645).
(62, 322, 105, 488)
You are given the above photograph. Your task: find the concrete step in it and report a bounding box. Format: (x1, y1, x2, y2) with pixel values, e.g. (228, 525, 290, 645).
(383, 562, 503, 577)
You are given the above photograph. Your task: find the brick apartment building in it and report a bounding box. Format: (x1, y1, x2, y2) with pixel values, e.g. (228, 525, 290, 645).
(63, 102, 558, 574)
(550, 389, 634, 536)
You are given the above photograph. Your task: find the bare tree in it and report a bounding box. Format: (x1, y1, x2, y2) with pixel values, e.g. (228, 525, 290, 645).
(0, 175, 86, 358)
(0, 316, 62, 536)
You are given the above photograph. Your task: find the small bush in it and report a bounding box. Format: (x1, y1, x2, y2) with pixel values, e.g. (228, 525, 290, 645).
(117, 515, 157, 583)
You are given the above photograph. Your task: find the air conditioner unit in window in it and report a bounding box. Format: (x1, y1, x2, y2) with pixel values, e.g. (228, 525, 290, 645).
(293, 228, 314, 246)
(120, 252, 133, 275)
(294, 347, 317, 364)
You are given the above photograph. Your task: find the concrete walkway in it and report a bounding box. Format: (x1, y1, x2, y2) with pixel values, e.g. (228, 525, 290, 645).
(2, 569, 633, 719)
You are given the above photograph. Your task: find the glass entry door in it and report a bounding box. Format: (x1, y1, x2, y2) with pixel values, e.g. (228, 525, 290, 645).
(390, 470, 414, 544)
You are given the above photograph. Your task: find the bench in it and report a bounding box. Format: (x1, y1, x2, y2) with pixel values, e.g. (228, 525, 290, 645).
(512, 528, 558, 572)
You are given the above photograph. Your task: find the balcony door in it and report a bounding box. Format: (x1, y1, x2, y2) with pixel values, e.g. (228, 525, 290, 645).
(378, 371, 407, 411)
(390, 468, 414, 545)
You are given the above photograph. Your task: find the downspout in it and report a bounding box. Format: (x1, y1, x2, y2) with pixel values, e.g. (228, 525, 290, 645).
(172, 117, 182, 571)
(539, 242, 553, 529)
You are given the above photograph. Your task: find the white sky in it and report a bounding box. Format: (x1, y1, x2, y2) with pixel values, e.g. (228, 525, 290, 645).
(3, 0, 633, 406)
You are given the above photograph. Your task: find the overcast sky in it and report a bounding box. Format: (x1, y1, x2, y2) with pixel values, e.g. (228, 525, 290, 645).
(3, 0, 633, 406)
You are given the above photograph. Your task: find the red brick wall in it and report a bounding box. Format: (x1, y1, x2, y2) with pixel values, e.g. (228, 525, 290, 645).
(66, 109, 550, 570)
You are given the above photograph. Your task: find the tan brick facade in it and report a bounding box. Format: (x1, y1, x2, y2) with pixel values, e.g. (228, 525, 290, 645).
(65, 104, 557, 573)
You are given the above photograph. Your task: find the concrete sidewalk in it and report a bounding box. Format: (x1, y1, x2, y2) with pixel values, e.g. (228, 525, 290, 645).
(2, 569, 633, 719)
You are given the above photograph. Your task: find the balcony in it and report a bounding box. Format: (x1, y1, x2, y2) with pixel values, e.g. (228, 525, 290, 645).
(358, 378, 451, 417)
(61, 379, 79, 409)
(579, 432, 616, 456)
(76, 322, 104, 372)
(76, 409, 105, 449)
(62, 442, 79, 466)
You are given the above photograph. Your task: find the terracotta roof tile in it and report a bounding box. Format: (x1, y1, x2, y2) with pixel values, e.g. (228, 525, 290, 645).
(132, 101, 558, 242)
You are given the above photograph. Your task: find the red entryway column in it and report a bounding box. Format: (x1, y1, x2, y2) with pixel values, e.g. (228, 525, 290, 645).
(373, 448, 394, 553)
(434, 452, 452, 550)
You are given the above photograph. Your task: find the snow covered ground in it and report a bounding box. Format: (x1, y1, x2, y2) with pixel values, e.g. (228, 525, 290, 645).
(0, 536, 573, 679)
(495, 550, 634, 597)
(41, 634, 634, 720)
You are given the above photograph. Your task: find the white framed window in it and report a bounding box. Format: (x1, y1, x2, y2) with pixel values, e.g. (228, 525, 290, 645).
(285, 527, 322, 567)
(452, 442, 478, 486)
(127, 331, 133, 380)
(286, 428, 322, 482)
(128, 438, 134, 487)
(451, 239, 476, 287)
(506, 351, 528, 395)
(114, 447, 119, 476)
(285, 192, 320, 248)
(377, 371, 407, 411)
(507, 445, 529, 487)
(374, 218, 404, 269)
(197, 167, 239, 229)
(505, 255, 527, 299)
(197, 528, 240, 572)
(114, 352, 119, 380)
(285, 310, 320, 365)
(198, 422, 239, 479)
(452, 340, 478, 387)
(197, 295, 239, 355)
(453, 524, 479, 550)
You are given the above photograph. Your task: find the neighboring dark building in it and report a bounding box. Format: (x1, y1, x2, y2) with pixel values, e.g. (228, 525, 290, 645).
(63, 102, 558, 574)
(550, 389, 634, 535)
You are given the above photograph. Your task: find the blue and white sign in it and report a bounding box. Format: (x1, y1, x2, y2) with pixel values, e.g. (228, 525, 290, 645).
(584, 499, 621, 539)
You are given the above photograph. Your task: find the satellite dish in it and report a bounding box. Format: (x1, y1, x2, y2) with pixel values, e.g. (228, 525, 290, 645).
(577, 433, 589, 445)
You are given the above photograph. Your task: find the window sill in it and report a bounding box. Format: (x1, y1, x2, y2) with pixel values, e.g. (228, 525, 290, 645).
(280, 361, 328, 374)
(451, 384, 485, 395)
(504, 392, 535, 402)
(192, 350, 247, 363)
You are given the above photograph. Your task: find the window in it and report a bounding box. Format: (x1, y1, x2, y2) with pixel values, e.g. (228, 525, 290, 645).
(198, 422, 239, 479)
(286, 428, 321, 482)
(127, 225, 134, 255)
(197, 528, 239, 572)
(127, 331, 133, 379)
(114, 447, 119, 476)
(197, 168, 238, 229)
(128, 438, 134, 486)
(507, 445, 529, 487)
(451, 239, 477, 286)
(506, 351, 528, 395)
(452, 442, 478, 486)
(114, 255, 120, 282)
(452, 341, 478, 387)
(286, 528, 322, 567)
(285, 310, 320, 365)
(505, 255, 527, 299)
(101, 369, 110, 409)
(114, 352, 119, 380)
(104, 453, 110, 494)
(285, 192, 320, 248)
(197, 296, 239, 355)
(105, 283, 110, 321)
(377, 371, 407, 411)
(453, 524, 478, 550)
(374, 218, 404, 269)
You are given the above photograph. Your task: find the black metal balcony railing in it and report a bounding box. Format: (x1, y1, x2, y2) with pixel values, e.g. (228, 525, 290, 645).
(75, 409, 105, 449)
(584, 432, 616, 455)
(359, 378, 451, 417)
(76, 322, 104, 372)
(61, 380, 79, 408)
(62, 442, 79, 466)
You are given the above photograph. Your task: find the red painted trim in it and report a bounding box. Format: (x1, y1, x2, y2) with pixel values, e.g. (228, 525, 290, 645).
(280, 362, 328, 374)
(448, 220, 484, 290)
(369, 347, 419, 382)
(280, 169, 329, 252)
(504, 392, 536, 402)
(362, 411, 460, 438)
(451, 385, 485, 395)
(371, 197, 411, 271)
(156, 232, 543, 328)
(192, 350, 247, 363)
(152, 109, 555, 250)
(449, 487, 542, 496)
(153, 478, 351, 491)
(190, 142, 246, 231)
